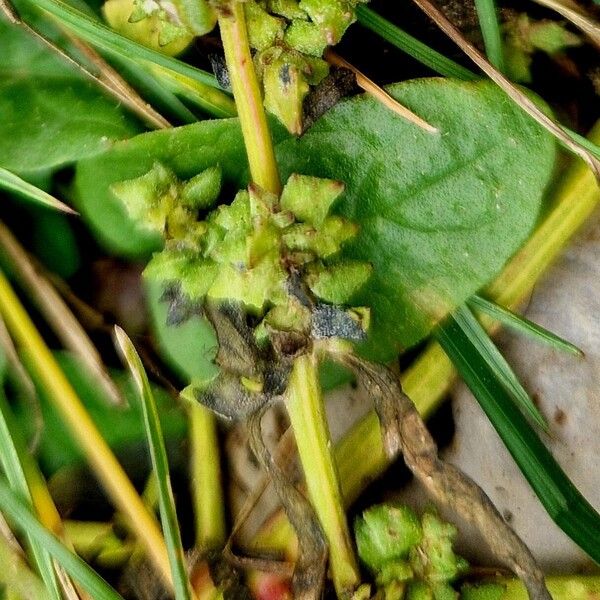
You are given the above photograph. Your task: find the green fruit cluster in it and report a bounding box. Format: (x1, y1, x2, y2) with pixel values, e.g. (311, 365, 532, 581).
(245, 0, 366, 133)
(103, 0, 367, 132)
(111, 163, 371, 341)
(355, 504, 469, 600)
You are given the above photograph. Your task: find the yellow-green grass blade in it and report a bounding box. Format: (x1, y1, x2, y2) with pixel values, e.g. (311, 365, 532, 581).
(0, 389, 62, 600)
(0, 476, 124, 600)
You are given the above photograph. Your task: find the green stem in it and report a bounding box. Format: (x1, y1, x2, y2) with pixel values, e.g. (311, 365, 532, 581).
(218, 1, 280, 194)
(189, 403, 226, 551)
(285, 353, 360, 596)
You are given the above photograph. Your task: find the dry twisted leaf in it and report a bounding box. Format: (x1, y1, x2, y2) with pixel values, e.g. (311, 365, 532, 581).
(342, 353, 552, 600)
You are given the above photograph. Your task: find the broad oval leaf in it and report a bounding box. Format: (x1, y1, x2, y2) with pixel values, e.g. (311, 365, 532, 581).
(75, 79, 556, 361)
(277, 78, 556, 361)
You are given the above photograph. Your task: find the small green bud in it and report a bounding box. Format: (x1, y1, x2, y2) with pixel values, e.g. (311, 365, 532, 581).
(245, 0, 285, 50)
(283, 216, 357, 257)
(285, 20, 329, 56)
(264, 299, 312, 334)
(145, 250, 219, 301)
(406, 582, 434, 600)
(172, 0, 217, 36)
(210, 190, 252, 232)
(306, 260, 372, 304)
(431, 584, 458, 600)
(301, 55, 330, 85)
(268, 0, 307, 20)
(181, 165, 222, 210)
(110, 162, 180, 234)
(410, 511, 468, 585)
(260, 48, 309, 135)
(298, 0, 356, 45)
(207, 258, 287, 313)
(376, 561, 413, 586)
(355, 504, 423, 572)
(157, 17, 189, 47)
(279, 173, 344, 226)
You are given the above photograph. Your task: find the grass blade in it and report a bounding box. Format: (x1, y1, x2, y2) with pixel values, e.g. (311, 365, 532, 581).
(114, 326, 193, 600)
(0, 390, 63, 600)
(469, 295, 583, 356)
(0, 167, 75, 214)
(356, 5, 477, 81)
(0, 519, 51, 600)
(474, 0, 505, 72)
(145, 64, 237, 119)
(0, 476, 124, 600)
(435, 306, 600, 564)
(26, 0, 236, 118)
(451, 306, 547, 429)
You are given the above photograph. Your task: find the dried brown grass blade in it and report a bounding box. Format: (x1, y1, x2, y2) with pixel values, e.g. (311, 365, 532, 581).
(410, 0, 600, 178)
(325, 49, 439, 133)
(343, 354, 552, 600)
(0, 222, 125, 407)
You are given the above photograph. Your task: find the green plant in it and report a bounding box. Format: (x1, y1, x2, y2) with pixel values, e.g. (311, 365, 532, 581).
(0, 0, 599, 599)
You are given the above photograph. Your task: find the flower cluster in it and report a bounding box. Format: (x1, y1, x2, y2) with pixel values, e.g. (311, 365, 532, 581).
(112, 163, 371, 343)
(355, 504, 469, 600)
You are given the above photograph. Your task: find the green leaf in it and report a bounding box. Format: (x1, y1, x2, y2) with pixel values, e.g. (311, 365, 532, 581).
(276, 79, 556, 361)
(435, 307, 600, 564)
(114, 327, 192, 600)
(15, 351, 187, 473)
(75, 79, 556, 360)
(0, 17, 141, 174)
(468, 295, 583, 356)
(0, 476, 125, 600)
